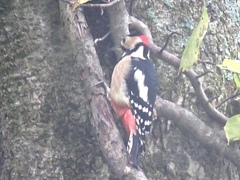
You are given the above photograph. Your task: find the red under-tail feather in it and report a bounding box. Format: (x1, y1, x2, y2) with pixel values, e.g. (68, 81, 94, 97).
(110, 101, 140, 168)
(110, 101, 136, 136)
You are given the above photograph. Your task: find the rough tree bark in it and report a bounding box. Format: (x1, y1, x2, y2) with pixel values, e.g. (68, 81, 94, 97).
(59, 1, 148, 179)
(1, 0, 117, 179)
(79, 0, 240, 179)
(1, 0, 240, 179)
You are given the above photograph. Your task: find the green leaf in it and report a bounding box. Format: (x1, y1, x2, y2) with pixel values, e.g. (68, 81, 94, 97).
(234, 73, 240, 89)
(179, 0, 209, 73)
(224, 114, 240, 145)
(217, 59, 240, 74)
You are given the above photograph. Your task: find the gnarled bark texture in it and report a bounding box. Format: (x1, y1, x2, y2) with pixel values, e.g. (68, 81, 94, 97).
(0, 0, 240, 180)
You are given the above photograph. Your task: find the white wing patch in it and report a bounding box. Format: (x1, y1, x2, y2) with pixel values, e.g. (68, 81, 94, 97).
(134, 69, 149, 102)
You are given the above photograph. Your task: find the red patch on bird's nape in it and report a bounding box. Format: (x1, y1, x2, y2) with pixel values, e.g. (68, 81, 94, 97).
(138, 35, 149, 47)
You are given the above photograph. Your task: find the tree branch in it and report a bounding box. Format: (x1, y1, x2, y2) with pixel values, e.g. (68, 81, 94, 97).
(129, 16, 228, 124)
(60, 0, 240, 176)
(103, 3, 240, 172)
(61, 0, 120, 8)
(216, 93, 240, 108)
(106, 0, 129, 59)
(155, 96, 240, 170)
(81, 0, 120, 8)
(59, 1, 148, 179)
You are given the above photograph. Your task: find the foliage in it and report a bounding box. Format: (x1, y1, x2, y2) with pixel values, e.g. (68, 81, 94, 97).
(179, 0, 209, 73)
(217, 59, 240, 74)
(234, 74, 240, 89)
(217, 59, 240, 90)
(224, 114, 240, 145)
(218, 59, 240, 144)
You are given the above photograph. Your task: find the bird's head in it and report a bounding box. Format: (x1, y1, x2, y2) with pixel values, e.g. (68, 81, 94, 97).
(121, 34, 149, 51)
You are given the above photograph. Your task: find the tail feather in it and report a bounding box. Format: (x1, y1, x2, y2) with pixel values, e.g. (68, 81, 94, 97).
(127, 132, 141, 168)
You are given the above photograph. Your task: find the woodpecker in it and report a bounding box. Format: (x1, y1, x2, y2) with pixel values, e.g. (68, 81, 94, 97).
(108, 34, 158, 168)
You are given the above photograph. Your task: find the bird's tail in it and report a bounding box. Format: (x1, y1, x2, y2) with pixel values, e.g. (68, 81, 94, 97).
(127, 132, 141, 168)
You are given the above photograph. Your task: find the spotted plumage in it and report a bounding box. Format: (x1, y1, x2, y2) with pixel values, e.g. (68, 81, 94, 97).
(109, 34, 158, 168)
(126, 56, 158, 153)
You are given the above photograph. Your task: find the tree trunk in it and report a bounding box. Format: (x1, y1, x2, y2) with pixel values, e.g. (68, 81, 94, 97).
(0, 0, 240, 179)
(0, 0, 115, 179)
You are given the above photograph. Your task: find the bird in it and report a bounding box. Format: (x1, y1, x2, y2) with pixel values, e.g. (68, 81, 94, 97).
(108, 34, 158, 168)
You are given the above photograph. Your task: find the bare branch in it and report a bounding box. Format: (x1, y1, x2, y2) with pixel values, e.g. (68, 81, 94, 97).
(80, 0, 121, 8)
(106, 0, 129, 59)
(155, 96, 240, 170)
(208, 95, 220, 103)
(94, 31, 111, 44)
(128, 16, 228, 124)
(61, 0, 120, 8)
(198, 60, 216, 66)
(196, 70, 214, 79)
(216, 93, 240, 109)
(159, 31, 182, 55)
(159, 27, 182, 54)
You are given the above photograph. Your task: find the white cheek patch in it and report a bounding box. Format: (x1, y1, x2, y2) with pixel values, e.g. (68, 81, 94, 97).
(134, 69, 149, 103)
(130, 46, 146, 60)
